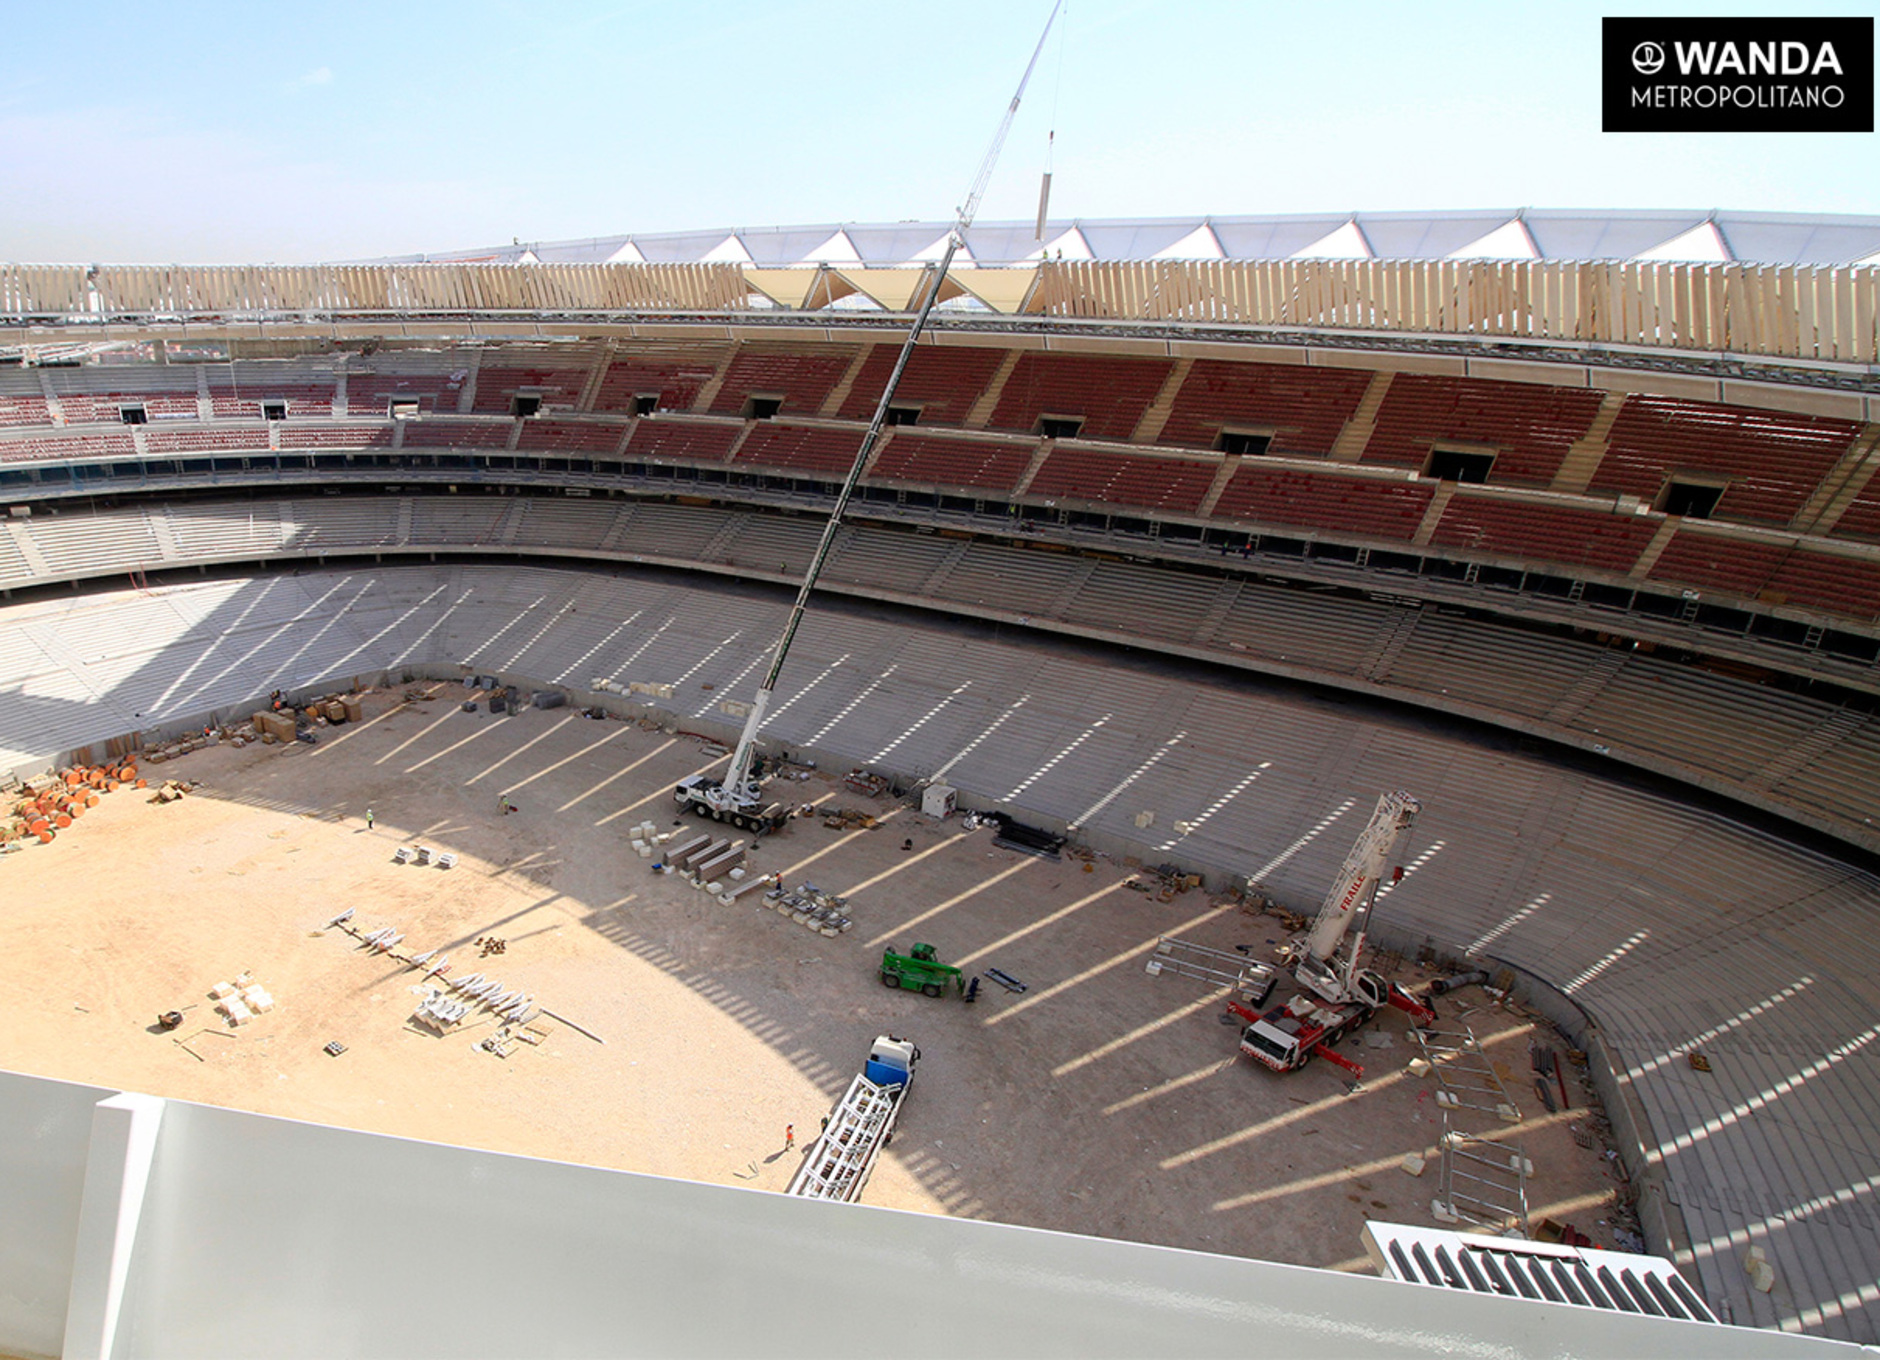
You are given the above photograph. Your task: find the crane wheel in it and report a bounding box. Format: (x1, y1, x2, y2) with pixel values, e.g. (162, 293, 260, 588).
(921, 983, 943, 999)
(712, 808, 724, 822)
(881, 972, 901, 988)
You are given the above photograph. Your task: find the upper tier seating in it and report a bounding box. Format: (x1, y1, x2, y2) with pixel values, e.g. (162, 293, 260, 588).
(471, 367, 589, 414)
(987, 353, 1174, 442)
(706, 344, 860, 417)
(210, 382, 333, 419)
(1360, 374, 1604, 485)
(1156, 360, 1373, 456)
(1209, 465, 1432, 541)
(591, 346, 731, 414)
(1591, 396, 1861, 525)
(347, 374, 464, 416)
(1026, 449, 1216, 514)
(1431, 495, 1659, 573)
(835, 344, 1007, 425)
(869, 432, 1033, 492)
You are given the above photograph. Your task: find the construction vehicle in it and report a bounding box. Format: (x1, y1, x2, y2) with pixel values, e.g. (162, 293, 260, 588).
(672, 774, 791, 834)
(879, 943, 965, 998)
(1233, 791, 1437, 1078)
(680, 9, 1060, 834)
(786, 1035, 918, 1203)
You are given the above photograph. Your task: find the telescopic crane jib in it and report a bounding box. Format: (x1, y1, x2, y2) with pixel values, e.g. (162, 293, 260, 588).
(674, 3, 1064, 828)
(1231, 791, 1437, 1077)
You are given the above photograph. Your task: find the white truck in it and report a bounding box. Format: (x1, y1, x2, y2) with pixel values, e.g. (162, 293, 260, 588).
(785, 1035, 918, 1203)
(672, 774, 791, 835)
(1235, 791, 1437, 1078)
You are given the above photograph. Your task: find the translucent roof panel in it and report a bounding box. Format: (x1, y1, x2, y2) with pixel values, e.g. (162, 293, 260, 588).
(1291, 220, 1373, 259)
(1714, 213, 1880, 266)
(1447, 219, 1539, 260)
(843, 224, 955, 265)
(738, 228, 852, 265)
(627, 229, 749, 263)
(1360, 211, 1516, 260)
(1078, 220, 1207, 258)
(1210, 215, 1350, 259)
(382, 211, 1880, 268)
(1634, 221, 1731, 263)
(1521, 212, 1708, 262)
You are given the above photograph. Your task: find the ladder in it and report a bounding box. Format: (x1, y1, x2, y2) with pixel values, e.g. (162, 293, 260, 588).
(1410, 1024, 1522, 1124)
(1145, 935, 1278, 1003)
(1432, 1114, 1532, 1237)
(785, 1074, 904, 1203)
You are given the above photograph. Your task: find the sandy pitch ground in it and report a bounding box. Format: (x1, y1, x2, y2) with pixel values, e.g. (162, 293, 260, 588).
(0, 683, 1628, 1266)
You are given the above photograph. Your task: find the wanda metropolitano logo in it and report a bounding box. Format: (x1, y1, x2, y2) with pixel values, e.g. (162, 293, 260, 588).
(1603, 16, 1873, 131)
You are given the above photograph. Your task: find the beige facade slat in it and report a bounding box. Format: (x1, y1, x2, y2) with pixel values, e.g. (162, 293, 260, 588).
(4, 254, 1867, 356)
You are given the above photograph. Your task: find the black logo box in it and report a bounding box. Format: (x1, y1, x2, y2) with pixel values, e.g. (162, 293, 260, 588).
(1604, 16, 1872, 133)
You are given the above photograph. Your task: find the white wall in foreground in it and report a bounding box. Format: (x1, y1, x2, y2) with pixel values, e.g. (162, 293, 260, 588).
(0, 1069, 1855, 1360)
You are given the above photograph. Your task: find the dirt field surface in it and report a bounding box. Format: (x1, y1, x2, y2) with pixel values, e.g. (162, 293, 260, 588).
(0, 682, 1632, 1268)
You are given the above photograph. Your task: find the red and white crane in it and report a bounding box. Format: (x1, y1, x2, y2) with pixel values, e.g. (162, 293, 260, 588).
(1232, 791, 1436, 1078)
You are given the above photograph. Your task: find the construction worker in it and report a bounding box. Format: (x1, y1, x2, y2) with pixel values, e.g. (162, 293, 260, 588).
(366, 807, 375, 831)
(785, 1124, 795, 1150)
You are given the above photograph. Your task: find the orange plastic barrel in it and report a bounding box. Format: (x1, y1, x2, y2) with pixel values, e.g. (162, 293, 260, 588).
(85, 794, 99, 808)
(122, 764, 138, 781)
(106, 780, 120, 793)
(26, 818, 47, 836)
(36, 829, 52, 844)
(135, 779, 147, 789)
(54, 813, 72, 829)
(63, 770, 82, 787)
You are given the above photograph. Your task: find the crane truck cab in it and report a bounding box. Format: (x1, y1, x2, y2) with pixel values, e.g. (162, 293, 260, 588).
(864, 1035, 918, 1089)
(1238, 993, 1372, 1074)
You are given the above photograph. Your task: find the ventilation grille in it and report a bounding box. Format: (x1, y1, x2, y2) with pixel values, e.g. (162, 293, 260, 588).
(1362, 1221, 1715, 1323)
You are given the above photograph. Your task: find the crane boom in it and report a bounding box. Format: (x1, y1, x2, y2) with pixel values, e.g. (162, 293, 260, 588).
(1294, 791, 1420, 1005)
(704, 2, 1063, 815)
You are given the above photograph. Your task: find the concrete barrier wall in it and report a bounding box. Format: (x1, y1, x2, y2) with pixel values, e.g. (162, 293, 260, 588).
(0, 1070, 1833, 1359)
(0, 1071, 117, 1360)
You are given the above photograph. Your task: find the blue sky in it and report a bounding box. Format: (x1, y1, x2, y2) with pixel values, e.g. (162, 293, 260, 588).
(0, 0, 1872, 262)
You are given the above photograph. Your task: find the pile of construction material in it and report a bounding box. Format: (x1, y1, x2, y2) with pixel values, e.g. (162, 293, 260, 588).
(323, 908, 538, 1034)
(209, 972, 276, 1026)
(150, 779, 195, 804)
(763, 883, 854, 936)
(658, 831, 761, 899)
(626, 820, 671, 860)
(821, 807, 879, 831)
(2, 761, 146, 847)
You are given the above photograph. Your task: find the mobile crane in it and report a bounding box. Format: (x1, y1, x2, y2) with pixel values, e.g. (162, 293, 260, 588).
(677, 5, 1062, 832)
(1232, 791, 1436, 1078)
